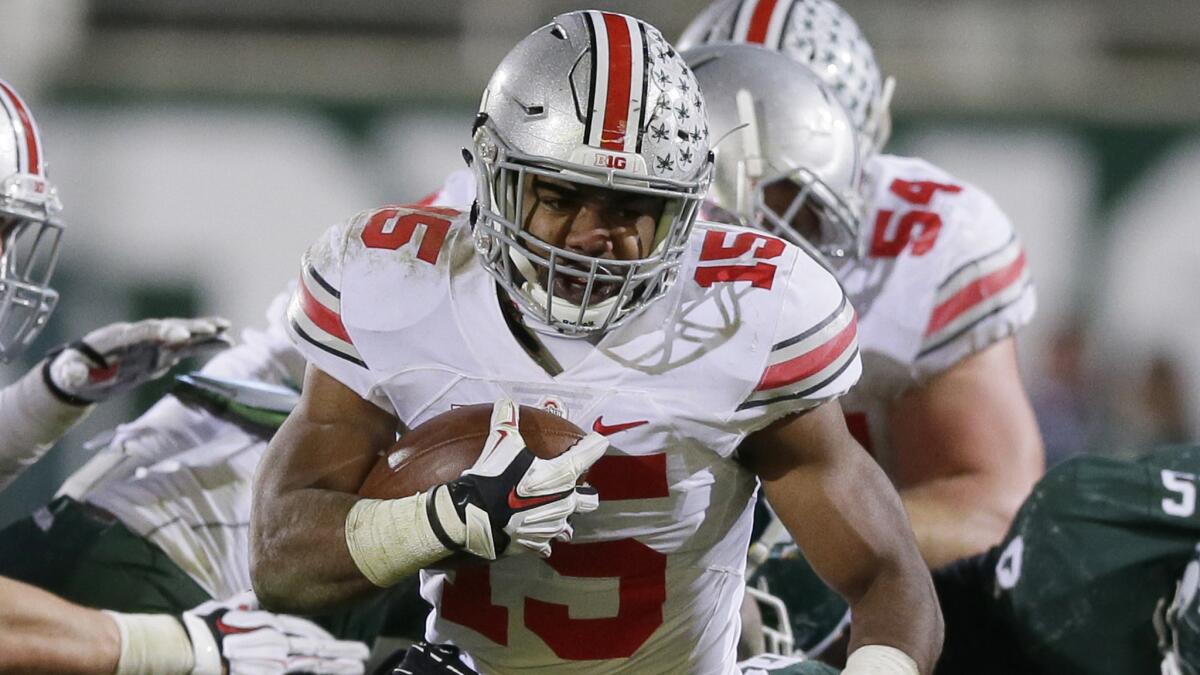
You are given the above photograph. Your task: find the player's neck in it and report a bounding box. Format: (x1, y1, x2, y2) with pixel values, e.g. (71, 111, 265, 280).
(495, 288, 600, 376)
(496, 290, 565, 376)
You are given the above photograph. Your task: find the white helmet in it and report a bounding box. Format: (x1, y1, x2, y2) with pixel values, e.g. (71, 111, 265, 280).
(686, 44, 863, 258)
(0, 79, 62, 362)
(471, 10, 712, 338)
(678, 0, 894, 159)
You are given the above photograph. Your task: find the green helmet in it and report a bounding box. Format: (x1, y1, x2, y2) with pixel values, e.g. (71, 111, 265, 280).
(1159, 547, 1200, 675)
(748, 541, 849, 656)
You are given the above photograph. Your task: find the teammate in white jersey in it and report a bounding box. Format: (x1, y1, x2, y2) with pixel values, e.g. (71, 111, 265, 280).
(0, 77, 368, 674)
(252, 11, 941, 675)
(678, 0, 1044, 569)
(0, 77, 231, 496)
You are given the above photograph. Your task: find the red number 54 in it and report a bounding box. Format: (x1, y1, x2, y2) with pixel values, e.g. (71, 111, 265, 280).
(869, 179, 961, 258)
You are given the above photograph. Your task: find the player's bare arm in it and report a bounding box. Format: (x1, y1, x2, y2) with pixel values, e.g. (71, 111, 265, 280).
(251, 364, 397, 613)
(252, 365, 604, 614)
(0, 576, 367, 675)
(742, 400, 944, 675)
(889, 338, 1044, 567)
(0, 577, 120, 674)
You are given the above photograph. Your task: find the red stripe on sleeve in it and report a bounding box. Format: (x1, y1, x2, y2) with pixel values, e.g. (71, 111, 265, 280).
(755, 313, 858, 392)
(745, 0, 780, 44)
(925, 251, 1027, 336)
(0, 81, 39, 175)
(299, 280, 353, 344)
(414, 190, 440, 206)
(599, 13, 633, 151)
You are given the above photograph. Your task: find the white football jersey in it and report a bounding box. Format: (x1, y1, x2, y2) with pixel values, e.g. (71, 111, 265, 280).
(422, 163, 1035, 473)
(59, 292, 305, 600)
(833, 154, 1035, 472)
(287, 204, 860, 673)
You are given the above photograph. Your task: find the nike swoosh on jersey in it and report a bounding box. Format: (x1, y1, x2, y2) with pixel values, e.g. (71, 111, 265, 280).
(592, 417, 649, 436)
(507, 488, 572, 510)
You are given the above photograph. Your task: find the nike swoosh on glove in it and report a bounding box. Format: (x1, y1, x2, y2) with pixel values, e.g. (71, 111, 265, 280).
(182, 590, 370, 675)
(429, 398, 605, 560)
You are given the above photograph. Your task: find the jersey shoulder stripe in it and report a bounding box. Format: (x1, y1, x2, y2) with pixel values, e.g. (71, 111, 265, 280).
(920, 233, 1031, 356)
(286, 261, 364, 368)
(740, 294, 859, 410)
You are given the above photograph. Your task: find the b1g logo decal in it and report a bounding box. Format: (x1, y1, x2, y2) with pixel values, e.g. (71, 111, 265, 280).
(870, 179, 962, 258)
(593, 154, 628, 170)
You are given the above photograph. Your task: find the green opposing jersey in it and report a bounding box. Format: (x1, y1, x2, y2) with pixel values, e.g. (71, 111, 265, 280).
(993, 444, 1200, 674)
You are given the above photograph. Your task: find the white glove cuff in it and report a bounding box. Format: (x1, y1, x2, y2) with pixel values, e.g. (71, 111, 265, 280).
(103, 611, 195, 675)
(843, 644, 920, 675)
(180, 612, 223, 675)
(344, 489, 462, 587)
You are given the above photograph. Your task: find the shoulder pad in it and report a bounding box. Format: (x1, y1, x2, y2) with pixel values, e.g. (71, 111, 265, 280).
(286, 204, 468, 387)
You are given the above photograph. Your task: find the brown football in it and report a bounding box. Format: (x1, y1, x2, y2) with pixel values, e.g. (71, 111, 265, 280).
(357, 403, 586, 568)
(358, 403, 587, 501)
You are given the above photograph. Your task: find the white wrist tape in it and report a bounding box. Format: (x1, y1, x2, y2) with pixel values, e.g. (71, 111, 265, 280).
(345, 487, 464, 587)
(0, 362, 93, 492)
(843, 644, 920, 675)
(103, 611, 195, 675)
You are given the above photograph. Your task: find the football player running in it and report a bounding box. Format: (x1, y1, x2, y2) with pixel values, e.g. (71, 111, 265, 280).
(251, 10, 941, 675)
(0, 78, 369, 675)
(680, 0, 1044, 575)
(0, 78, 230, 493)
(677, 0, 1044, 656)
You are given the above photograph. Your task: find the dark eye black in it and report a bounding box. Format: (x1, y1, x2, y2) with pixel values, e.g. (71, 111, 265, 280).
(541, 196, 572, 211)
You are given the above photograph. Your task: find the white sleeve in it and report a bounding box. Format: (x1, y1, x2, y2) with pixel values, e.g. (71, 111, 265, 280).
(428, 168, 477, 210)
(0, 363, 92, 492)
(284, 213, 386, 407)
(914, 190, 1036, 380)
(731, 253, 862, 433)
(202, 288, 305, 388)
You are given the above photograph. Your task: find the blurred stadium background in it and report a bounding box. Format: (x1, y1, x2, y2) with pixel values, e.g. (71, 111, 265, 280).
(1, 0, 1198, 524)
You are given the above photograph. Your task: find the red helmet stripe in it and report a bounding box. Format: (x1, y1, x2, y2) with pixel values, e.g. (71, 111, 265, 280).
(0, 80, 41, 175)
(745, 0, 780, 44)
(599, 13, 634, 152)
(583, 12, 647, 154)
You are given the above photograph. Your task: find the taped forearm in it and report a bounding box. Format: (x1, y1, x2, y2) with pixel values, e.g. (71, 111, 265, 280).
(843, 645, 921, 675)
(102, 611, 197, 675)
(0, 361, 93, 491)
(344, 488, 464, 587)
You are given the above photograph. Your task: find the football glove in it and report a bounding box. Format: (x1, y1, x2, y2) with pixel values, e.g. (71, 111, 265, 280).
(429, 398, 605, 560)
(182, 591, 370, 675)
(44, 316, 231, 404)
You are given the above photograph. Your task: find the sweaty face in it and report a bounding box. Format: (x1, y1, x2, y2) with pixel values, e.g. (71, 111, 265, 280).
(761, 179, 822, 245)
(521, 175, 665, 305)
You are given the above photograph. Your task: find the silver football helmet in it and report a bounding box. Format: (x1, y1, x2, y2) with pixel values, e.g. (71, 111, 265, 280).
(471, 10, 712, 338)
(686, 44, 863, 258)
(0, 79, 62, 362)
(678, 0, 894, 159)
